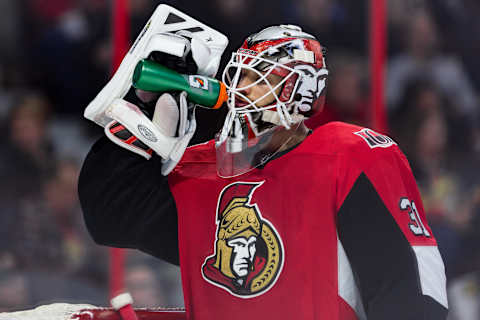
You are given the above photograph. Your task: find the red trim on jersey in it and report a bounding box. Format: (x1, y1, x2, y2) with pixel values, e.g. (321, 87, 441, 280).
(338, 297, 360, 320)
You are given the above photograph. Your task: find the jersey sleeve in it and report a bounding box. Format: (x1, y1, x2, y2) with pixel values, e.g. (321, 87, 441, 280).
(336, 131, 448, 319)
(78, 137, 180, 265)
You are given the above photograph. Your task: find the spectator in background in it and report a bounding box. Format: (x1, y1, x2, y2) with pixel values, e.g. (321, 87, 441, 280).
(386, 10, 478, 130)
(0, 157, 109, 310)
(126, 253, 183, 308)
(429, 0, 480, 92)
(390, 80, 470, 276)
(0, 93, 55, 200)
(27, 0, 110, 115)
(126, 260, 166, 308)
(428, 0, 480, 160)
(25, 0, 75, 32)
(11, 158, 107, 280)
(0, 94, 54, 307)
(0, 271, 29, 312)
(284, 0, 367, 54)
(42, 159, 105, 275)
(0, 93, 108, 306)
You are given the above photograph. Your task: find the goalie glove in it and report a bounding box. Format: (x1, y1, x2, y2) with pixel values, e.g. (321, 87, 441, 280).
(105, 91, 195, 175)
(84, 4, 228, 127)
(85, 5, 227, 174)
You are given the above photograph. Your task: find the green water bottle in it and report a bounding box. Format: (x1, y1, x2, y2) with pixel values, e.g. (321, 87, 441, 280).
(132, 59, 227, 109)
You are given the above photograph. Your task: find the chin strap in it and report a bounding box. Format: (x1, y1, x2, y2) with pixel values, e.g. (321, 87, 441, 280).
(216, 108, 237, 147)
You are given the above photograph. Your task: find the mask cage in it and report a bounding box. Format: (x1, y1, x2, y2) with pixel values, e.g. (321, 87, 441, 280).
(222, 50, 301, 116)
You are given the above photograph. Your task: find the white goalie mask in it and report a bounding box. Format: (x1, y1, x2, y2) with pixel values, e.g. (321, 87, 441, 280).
(215, 25, 328, 178)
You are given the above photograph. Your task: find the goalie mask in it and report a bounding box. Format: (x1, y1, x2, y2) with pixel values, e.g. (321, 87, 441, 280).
(216, 25, 328, 177)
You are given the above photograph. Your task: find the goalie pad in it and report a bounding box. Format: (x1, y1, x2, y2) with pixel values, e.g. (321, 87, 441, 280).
(84, 4, 228, 128)
(105, 92, 195, 175)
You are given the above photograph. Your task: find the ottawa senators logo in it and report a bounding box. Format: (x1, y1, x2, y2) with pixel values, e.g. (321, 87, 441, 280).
(202, 181, 284, 298)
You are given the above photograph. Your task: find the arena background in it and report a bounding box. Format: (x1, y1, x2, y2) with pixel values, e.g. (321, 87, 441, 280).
(0, 0, 479, 319)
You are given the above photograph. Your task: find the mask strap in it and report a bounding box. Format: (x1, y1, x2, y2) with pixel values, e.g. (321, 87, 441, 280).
(216, 108, 237, 146)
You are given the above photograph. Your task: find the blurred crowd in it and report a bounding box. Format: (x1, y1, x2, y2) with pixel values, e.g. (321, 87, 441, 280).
(0, 0, 479, 319)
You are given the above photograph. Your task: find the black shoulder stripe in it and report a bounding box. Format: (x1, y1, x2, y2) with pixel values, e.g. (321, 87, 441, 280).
(337, 173, 447, 319)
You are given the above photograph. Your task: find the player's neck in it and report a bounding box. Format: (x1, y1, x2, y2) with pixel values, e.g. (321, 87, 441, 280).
(273, 122, 310, 154)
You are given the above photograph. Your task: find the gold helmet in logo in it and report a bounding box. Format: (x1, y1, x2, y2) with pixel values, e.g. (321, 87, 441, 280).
(213, 197, 262, 278)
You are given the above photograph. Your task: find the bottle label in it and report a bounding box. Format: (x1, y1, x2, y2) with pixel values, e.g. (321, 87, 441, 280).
(189, 75, 209, 90)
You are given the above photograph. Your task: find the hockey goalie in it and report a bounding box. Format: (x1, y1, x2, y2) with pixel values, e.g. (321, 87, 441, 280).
(1, 4, 448, 320)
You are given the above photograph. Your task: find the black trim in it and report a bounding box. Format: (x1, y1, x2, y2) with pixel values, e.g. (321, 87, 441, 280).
(132, 139, 150, 150)
(111, 122, 122, 129)
(164, 13, 185, 24)
(179, 27, 204, 33)
(337, 173, 447, 319)
(114, 129, 131, 140)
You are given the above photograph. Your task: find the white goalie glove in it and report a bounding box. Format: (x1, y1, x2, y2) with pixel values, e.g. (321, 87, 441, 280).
(105, 92, 195, 175)
(83, 4, 228, 175)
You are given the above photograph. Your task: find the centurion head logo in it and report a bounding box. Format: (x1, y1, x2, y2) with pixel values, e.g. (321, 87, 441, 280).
(202, 181, 284, 298)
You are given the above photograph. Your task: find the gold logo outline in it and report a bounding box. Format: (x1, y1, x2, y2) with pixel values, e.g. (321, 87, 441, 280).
(201, 181, 285, 298)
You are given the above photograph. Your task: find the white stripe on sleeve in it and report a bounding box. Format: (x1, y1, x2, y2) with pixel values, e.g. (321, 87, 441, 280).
(412, 245, 448, 308)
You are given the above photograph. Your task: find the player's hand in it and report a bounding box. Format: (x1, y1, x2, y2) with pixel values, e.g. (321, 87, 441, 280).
(131, 32, 204, 116)
(105, 91, 195, 175)
(102, 32, 210, 175)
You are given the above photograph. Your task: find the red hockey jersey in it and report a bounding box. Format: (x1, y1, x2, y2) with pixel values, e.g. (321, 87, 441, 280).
(166, 122, 448, 320)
